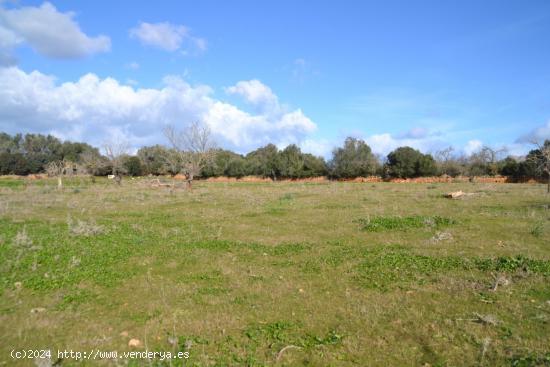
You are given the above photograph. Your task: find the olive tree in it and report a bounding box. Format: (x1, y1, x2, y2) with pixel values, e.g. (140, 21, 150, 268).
(386, 146, 437, 178)
(164, 121, 216, 189)
(528, 139, 550, 193)
(329, 137, 378, 178)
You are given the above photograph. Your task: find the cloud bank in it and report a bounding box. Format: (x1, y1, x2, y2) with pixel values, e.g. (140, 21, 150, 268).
(0, 67, 316, 153)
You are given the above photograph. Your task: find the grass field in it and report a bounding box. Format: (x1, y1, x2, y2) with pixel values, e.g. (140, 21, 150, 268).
(0, 177, 549, 366)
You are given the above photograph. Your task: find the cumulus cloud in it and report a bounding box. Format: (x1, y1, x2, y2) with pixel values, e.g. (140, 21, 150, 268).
(0, 67, 316, 153)
(225, 79, 280, 113)
(0, 2, 110, 63)
(129, 21, 206, 53)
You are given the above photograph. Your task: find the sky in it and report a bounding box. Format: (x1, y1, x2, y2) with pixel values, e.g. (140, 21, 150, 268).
(1, 0, 550, 158)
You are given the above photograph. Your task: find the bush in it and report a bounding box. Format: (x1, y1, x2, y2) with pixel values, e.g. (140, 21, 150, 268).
(385, 147, 437, 178)
(329, 137, 378, 178)
(123, 156, 143, 176)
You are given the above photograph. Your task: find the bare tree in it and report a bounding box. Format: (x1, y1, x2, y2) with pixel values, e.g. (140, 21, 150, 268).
(102, 141, 129, 185)
(164, 121, 216, 189)
(45, 160, 75, 189)
(528, 139, 550, 193)
(79, 150, 106, 183)
(435, 146, 454, 164)
(468, 145, 508, 176)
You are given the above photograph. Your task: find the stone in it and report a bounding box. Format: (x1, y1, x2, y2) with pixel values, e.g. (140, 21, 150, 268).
(128, 338, 142, 348)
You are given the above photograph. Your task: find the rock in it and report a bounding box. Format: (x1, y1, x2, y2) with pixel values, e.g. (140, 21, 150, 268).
(445, 191, 465, 199)
(445, 191, 475, 199)
(30, 307, 46, 314)
(14, 281, 22, 290)
(120, 331, 129, 337)
(128, 338, 142, 348)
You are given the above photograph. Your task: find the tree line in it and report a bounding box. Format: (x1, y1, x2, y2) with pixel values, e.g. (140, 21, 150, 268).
(1, 131, 549, 182)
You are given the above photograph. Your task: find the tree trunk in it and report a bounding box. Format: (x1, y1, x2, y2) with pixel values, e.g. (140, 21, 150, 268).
(547, 176, 549, 194)
(187, 172, 194, 190)
(57, 177, 63, 190)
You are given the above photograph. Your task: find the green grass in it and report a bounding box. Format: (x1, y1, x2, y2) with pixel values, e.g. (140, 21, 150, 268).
(0, 177, 549, 366)
(357, 215, 455, 231)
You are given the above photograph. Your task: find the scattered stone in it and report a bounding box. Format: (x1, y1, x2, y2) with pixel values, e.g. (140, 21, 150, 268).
(120, 331, 129, 337)
(128, 338, 142, 348)
(298, 288, 304, 293)
(30, 307, 46, 314)
(444, 191, 475, 199)
(14, 281, 22, 290)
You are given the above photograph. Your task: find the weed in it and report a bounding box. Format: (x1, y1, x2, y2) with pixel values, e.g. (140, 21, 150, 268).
(355, 246, 550, 290)
(508, 352, 550, 366)
(357, 215, 455, 232)
(12, 228, 33, 248)
(67, 217, 105, 237)
(530, 221, 544, 237)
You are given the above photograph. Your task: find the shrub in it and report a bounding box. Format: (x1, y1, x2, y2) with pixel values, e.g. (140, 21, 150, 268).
(385, 146, 437, 178)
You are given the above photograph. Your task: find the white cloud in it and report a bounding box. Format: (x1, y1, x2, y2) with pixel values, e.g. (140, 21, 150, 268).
(0, 2, 110, 62)
(299, 138, 333, 158)
(0, 67, 316, 153)
(129, 21, 206, 53)
(361, 132, 448, 157)
(464, 139, 483, 156)
(226, 79, 279, 113)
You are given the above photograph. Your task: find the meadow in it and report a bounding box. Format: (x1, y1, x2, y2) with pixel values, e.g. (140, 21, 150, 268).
(0, 176, 549, 366)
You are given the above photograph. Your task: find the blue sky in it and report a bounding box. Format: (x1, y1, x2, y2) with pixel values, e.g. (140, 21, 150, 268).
(1, 0, 550, 158)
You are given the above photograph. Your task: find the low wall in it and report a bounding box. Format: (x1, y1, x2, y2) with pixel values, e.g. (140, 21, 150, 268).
(0, 174, 544, 184)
